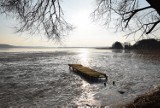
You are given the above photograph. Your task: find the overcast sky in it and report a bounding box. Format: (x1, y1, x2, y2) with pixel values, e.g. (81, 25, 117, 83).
(0, 0, 149, 47)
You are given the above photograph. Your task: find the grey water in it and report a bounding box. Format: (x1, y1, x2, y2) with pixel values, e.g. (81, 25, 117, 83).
(0, 48, 160, 107)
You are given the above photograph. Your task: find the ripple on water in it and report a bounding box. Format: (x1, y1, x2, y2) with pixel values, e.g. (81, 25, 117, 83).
(0, 49, 160, 107)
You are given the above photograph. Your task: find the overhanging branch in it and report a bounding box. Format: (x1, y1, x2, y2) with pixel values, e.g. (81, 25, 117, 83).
(146, 20, 160, 34)
(124, 6, 152, 28)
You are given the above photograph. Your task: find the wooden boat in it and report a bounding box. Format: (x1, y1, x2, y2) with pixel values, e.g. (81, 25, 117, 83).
(68, 64, 108, 80)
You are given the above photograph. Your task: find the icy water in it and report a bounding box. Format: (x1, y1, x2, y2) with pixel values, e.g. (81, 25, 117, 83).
(0, 48, 160, 107)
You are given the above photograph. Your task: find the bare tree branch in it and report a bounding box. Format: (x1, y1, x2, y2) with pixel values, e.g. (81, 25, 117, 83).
(1, 0, 160, 41)
(124, 6, 152, 28)
(146, 20, 160, 34)
(92, 0, 160, 39)
(0, 0, 73, 41)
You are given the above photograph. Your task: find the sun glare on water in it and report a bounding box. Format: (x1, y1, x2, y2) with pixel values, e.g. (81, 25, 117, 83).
(75, 80, 101, 106)
(78, 49, 90, 66)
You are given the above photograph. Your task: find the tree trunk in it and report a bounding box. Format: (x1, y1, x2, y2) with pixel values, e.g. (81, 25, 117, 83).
(146, 0, 160, 16)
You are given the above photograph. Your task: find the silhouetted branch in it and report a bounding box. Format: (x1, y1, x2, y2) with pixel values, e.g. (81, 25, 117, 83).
(146, 20, 160, 34)
(92, 0, 160, 39)
(1, 0, 160, 41)
(124, 6, 152, 28)
(0, 0, 73, 41)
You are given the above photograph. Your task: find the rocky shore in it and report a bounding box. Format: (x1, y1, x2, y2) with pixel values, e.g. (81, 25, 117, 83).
(120, 86, 160, 108)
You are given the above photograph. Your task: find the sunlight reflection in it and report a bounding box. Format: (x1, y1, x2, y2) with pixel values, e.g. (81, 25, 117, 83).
(76, 80, 100, 106)
(78, 49, 90, 66)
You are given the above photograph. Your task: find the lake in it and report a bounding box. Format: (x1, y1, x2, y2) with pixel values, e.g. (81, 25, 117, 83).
(0, 48, 160, 107)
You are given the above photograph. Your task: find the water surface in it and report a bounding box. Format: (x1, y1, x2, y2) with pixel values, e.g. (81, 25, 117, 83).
(0, 48, 160, 107)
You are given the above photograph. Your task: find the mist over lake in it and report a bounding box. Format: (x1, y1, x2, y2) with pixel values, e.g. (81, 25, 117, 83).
(0, 48, 160, 107)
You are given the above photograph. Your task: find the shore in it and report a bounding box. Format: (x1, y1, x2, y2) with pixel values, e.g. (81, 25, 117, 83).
(116, 86, 160, 108)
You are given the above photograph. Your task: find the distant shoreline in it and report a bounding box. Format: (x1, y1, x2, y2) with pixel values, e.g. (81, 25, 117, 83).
(0, 44, 111, 49)
(0, 44, 55, 49)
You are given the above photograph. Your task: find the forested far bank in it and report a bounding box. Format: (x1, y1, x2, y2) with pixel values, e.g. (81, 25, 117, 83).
(112, 39, 160, 50)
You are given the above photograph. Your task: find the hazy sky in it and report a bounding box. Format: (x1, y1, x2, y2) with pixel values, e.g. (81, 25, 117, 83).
(0, 0, 149, 47)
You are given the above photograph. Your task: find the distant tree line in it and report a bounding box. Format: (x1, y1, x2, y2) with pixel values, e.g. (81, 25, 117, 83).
(112, 39, 160, 50)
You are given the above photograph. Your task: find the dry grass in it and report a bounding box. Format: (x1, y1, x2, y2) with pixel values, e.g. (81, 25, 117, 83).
(123, 87, 160, 108)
